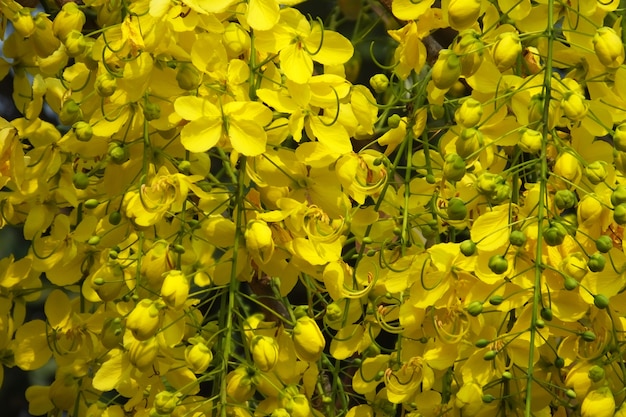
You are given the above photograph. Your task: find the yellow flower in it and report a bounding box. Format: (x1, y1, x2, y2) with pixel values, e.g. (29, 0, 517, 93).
(125, 299, 163, 341)
(184, 340, 213, 373)
(245, 220, 275, 264)
(447, 0, 482, 31)
(226, 366, 258, 403)
(292, 316, 325, 362)
(388, 21, 427, 79)
(250, 335, 279, 372)
(593, 27, 624, 69)
(160, 270, 190, 309)
(492, 31, 522, 71)
(581, 387, 615, 417)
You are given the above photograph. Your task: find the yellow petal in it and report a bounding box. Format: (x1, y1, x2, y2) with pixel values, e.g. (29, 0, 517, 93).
(180, 117, 222, 153)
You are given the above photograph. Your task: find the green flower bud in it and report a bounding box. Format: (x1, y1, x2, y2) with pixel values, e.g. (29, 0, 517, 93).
(87, 235, 101, 246)
(541, 307, 553, 321)
(482, 394, 496, 403)
(535, 319, 545, 329)
(84, 198, 99, 209)
(613, 123, 626, 152)
(143, 101, 161, 121)
(455, 97, 483, 128)
(501, 371, 513, 380)
(456, 127, 483, 160)
(388, 114, 402, 128)
(452, 29, 484, 77)
(72, 172, 90, 190)
(561, 91, 588, 122)
(492, 31, 522, 71)
(369, 74, 389, 93)
(59, 99, 83, 126)
(611, 185, 626, 206)
(443, 153, 466, 182)
(460, 240, 476, 256)
(52, 2, 85, 42)
(431, 49, 462, 90)
(543, 223, 567, 246)
(489, 295, 504, 305)
(108, 144, 129, 164)
(554, 357, 565, 368)
(108, 211, 122, 225)
(584, 161, 608, 185)
(588, 365, 606, 383)
(509, 230, 526, 247)
(614, 203, 626, 225)
(73, 121, 93, 142)
(561, 252, 588, 280)
(588, 253, 606, 272)
(475, 339, 490, 348)
(593, 27, 625, 69)
(594, 294, 609, 309)
(554, 189, 577, 210)
(519, 128, 543, 154)
(564, 276, 579, 290)
(467, 301, 483, 316)
(447, 197, 467, 220)
(95, 73, 117, 97)
(325, 302, 343, 322)
(581, 330, 597, 342)
(64, 30, 87, 57)
(483, 350, 498, 360)
(176, 63, 201, 90)
(448, 0, 482, 31)
(250, 335, 279, 372)
(596, 235, 613, 253)
(488, 255, 508, 275)
(565, 389, 577, 399)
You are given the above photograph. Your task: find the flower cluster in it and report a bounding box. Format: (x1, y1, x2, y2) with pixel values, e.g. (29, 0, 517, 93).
(0, 0, 626, 416)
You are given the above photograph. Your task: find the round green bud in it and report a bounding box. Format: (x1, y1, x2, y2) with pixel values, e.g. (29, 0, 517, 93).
(593, 294, 609, 309)
(108, 211, 122, 225)
(509, 230, 526, 247)
(95, 73, 117, 97)
(176, 63, 201, 90)
(460, 240, 476, 256)
(447, 197, 467, 220)
(369, 74, 389, 93)
(501, 371, 513, 380)
(108, 145, 129, 165)
(535, 319, 545, 329)
(543, 223, 567, 247)
(388, 114, 402, 129)
(482, 394, 496, 404)
(475, 339, 490, 348)
(540, 307, 553, 321)
(554, 356, 565, 369)
(588, 365, 605, 382)
(596, 235, 613, 253)
(483, 350, 498, 360)
(614, 203, 626, 225)
(84, 199, 99, 209)
(587, 253, 606, 273)
(178, 160, 191, 173)
(143, 101, 161, 121)
(488, 255, 508, 275)
(581, 331, 597, 342)
(59, 99, 83, 126)
(362, 236, 373, 244)
(584, 161, 608, 185)
(564, 276, 579, 291)
(611, 185, 626, 206)
(555, 189, 578, 210)
(72, 172, 90, 189)
(565, 389, 577, 399)
(467, 301, 483, 316)
(443, 153, 466, 182)
(87, 235, 101, 245)
(73, 121, 93, 142)
(614, 123, 626, 152)
(489, 295, 504, 306)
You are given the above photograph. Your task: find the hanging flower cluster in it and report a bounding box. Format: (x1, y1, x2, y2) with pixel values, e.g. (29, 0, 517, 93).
(1, 0, 626, 416)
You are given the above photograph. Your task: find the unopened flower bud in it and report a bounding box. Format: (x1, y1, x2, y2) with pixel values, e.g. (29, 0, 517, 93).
(64, 30, 87, 57)
(184, 341, 213, 373)
(161, 270, 189, 309)
(59, 99, 83, 126)
(12, 8, 35, 37)
(443, 153, 466, 181)
(476, 172, 504, 196)
(584, 161, 608, 185)
(128, 336, 159, 371)
(452, 30, 484, 77)
(223, 22, 250, 56)
(143, 101, 161, 121)
(53, 2, 85, 41)
(555, 189, 577, 210)
(611, 185, 626, 206)
(613, 123, 626, 151)
(447, 0, 482, 31)
(588, 252, 606, 272)
(101, 317, 125, 349)
(560, 252, 588, 280)
(455, 97, 483, 128)
(581, 387, 615, 417)
(543, 223, 567, 246)
(226, 367, 257, 402)
(492, 31, 522, 71)
(176, 63, 201, 90)
(250, 335, 279, 372)
(447, 197, 467, 220)
(292, 316, 325, 362)
(245, 220, 274, 263)
(126, 298, 162, 340)
(561, 91, 588, 121)
(456, 127, 483, 161)
(325, 302, 343, 322)
(95, 73, 117, 97)
(73, 121, 93, 142)
(593, 27, 624, 69)
(154, 391, 180, 414)
(578, 194, 603, 226)
(279, 385, 311, 417)
(90, 261, 125, 302)
(553, 151, 582, 188)
(388, 114, 402, 128)
(369, 74, 389, 93)
(431, 49, 462, 90)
